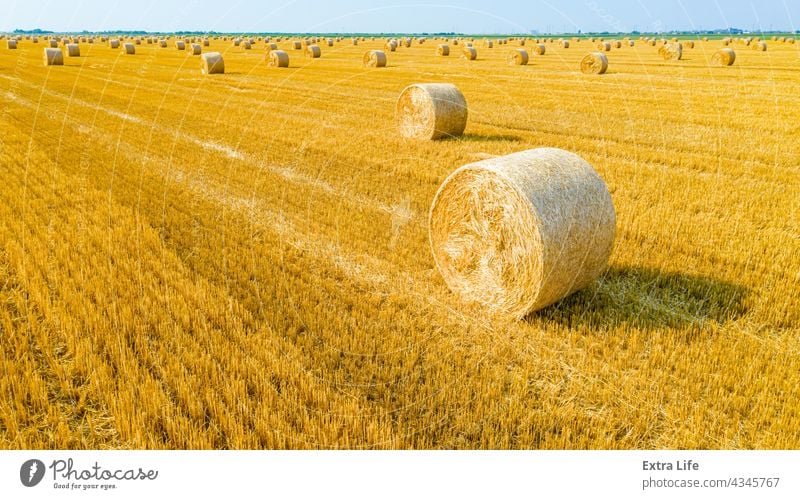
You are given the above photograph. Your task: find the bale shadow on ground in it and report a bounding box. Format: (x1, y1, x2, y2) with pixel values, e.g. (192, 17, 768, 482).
(527, 266, 749, 331)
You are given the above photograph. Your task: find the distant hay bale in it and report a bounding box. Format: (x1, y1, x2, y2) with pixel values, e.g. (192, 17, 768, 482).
(428, 147, 616, 319)
(43, 48, 63, 66)
(190, 43, 202, 55)
(159, 39, 167, 47)
(134, 38, 141, 45)
(659, 42, 682, 60)
(462, 46, 477, 60)
(685, 40, 694, 48)
(519, 39, 526, 46)
(265, 42, 278, 53)
(508, 48, 529, 65)
(7, 40, 18, 49)
(396, 83, 468, 140)
(363, 49, 387, 67)
(753, 41, 767, 51)
(203, 38, 210, 46)
(66, 43, 80, 57)
(484, 40, 493, 48)
(176, 40, 185, 50)
(306, 44, 321, 58)
(243, 41, 252, 49)
(437, 44, 450, 56)
(533, 43, 546, 55)
(722, 37, 731, 46)
(268, 49, 289, 67)
(386, 40, 397, 51)
(403, 38, 412, 47)
(326, 38, 334, 46)
(234, 38, 241, 46)
(598, 41, 611, 51)
(628, 40, 635, 47)
(647, 38, 656, 46)
(711, 48, 736, 66)
(561, 40, 569, 48)
(200, 52, 224, 74)
(580, 52, 608, 74)
(49, 39, 58, 48)
(293, 41, 302, 49)
(32, 37, 39, 43)
(123, 42, 135, 55)
(352, 38, 358, 45)
(613, 40, 621, 48)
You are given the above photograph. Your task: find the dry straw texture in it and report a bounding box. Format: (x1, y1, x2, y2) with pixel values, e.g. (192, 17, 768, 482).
(243, 41, 252, 49)
(109, 39, 120, 49)
(385, 40, 397, 52)
(293, 41, 302, 49)
(363, 50, 387, 67)
(485, 40, 494, 48)
(190, 43, 202, 55)
(123, 43, 135, 55)
(429, 148, 616, 319)
(175, 40, 185, 50)
(508, 48, 529, 65)
(580, 52, 609, 74)
(711, 48, 736, 66)
(268, 49, 289, 67)
(265, 42, 278, 53)
(533, 43, 546, 55)
(66, 44, 80, 57)
(306, 45, 321, 58)
(659, 42, 683, 60)
(462, 46, 477, 60)
(396, 83, 468, 140)
(48, 39, 58, 48)
(42, 47, 63, 66)
(7, 40, 17, 49)
(753, 41, 767, 51)
(598, 41, 612, 51)
(200, 52, 224, 74)
(437, 44, 450, 56)
(561, 40, 570, 48)
(159, 39, 167, 47)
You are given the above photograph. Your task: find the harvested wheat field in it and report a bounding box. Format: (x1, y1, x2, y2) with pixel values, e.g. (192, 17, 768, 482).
(0, 35, 798, 450)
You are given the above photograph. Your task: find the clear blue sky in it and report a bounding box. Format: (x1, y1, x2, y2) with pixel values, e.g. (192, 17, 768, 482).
(1, 0, 797, 33)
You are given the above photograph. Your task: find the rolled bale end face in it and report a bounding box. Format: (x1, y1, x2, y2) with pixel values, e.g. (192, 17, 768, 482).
(396, 83, 468, 140)
(200, 52, 224, 74)
(561, 40, 569, 48)
(711, 48, 736, 66)
(123, 43, 135, 55)
(293, 41, 302, 50)
(49, 39, 58, 48)
(243, 41, 252, 49)
(363, 50, 387, 68)
(109, 39, 120, 49)
(305, 45, 321, 58)
(598, 41, 611, 51)
(386, 41, 397, 52)
(533, 43, 546, 55)
(66, 43, 80, 57)
(462, 46, 477, 60)
(508, 48, 529, 65)
(176, 41, 186, 50)
(753, 41, 767, 51)
(7, 40, 17, 49)
(428, 148, 616, 320)
(43, 47, 64, 66)
(580, 52, 608, 74)
(159, 40, 167, 48)
(190, 43, 202, 55)
(268, 50, 289, 67)
(437, 44, 450, 56)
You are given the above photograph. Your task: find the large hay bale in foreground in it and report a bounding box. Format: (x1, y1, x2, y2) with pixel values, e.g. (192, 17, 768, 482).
(268, 49, 289, 67)
(200, 52, 224, 74)
(711, 48, 736, 66)
(305, 44, 321, 58)
(659, 42, 682, 60)
(462, 46, 477, 60)
(123, 43, 135, 55)
(396, 83, 467, 140)
(437, 44, 450, 56)
(429, 148, 616, 319)
(533, 43, 546, 55)
(66, 43, 80, 57)
(190, 43, 202, 55)
(580, 52, 608, 74)
(43, 48, 63, 66)
(508, 48, 529, 65)
(363, 50, 386, 67)
(176, 40, 185, 50)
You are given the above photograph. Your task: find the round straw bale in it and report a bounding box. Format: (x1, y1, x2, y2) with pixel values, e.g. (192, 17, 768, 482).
(711, 48, 736, 66)
(597, 41, 611, 51)
(268, 49, 289, 67)
(753, 41, 767, 51)
(580, 52, 608, 74)
(647, 38, 656, 46)
(533, 43, 546, 55)
(326, 38, 333, 46)
(200, 52, 224, 74)
(722, 37, 731, 46)
(233, 38, 241, 46)
(293, 41, 302, 49)
(485, 39, 494, 48)
(243, 41, 252, 49)
(265, 42, 278, 53)
(305, 44, 321, 58)
(628, 40, 635, 47)
(561, 40, 569, 48)
(613, 40, 621, 48)
(203, 38, 210, 46)
(352, 38, 358, 45)
(685, 40, 694, 48)
(429, 147, 616, 319)
(396, 83, 467, 140)
(49, 39, 58, 48)
(123, 42, 135, 55)
(43, 48, 64, 66)
(363, 49, 387, 67)
(190, 43, 202, 55)
(386, 40, 397, 51)
(32, 37, 39, 43)
(659, 42, 682, 60)
(508, 48, 529, 65)
(159, 39, 167, 47)
(110, 39, 120, 49)
(176, 40, 185, 50)
(437, 44, 450, 56)
(134, 38, 141, 45)
(462, 46, 477, 60)
(66, 43, 80, 57)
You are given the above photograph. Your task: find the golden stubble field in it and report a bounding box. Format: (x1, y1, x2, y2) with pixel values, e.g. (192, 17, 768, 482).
(0, 35, 798, 449)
